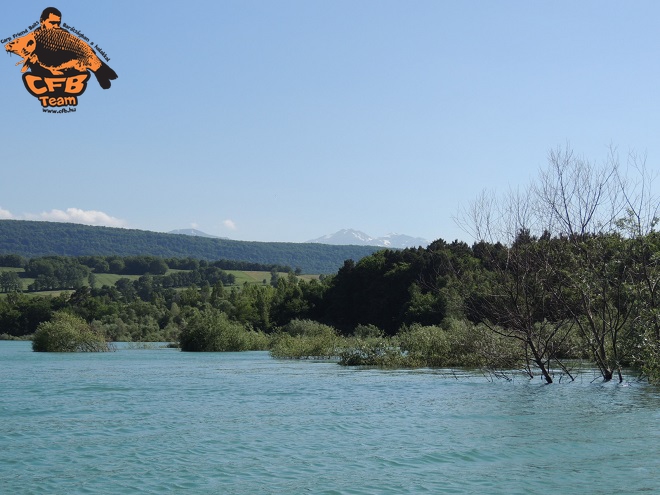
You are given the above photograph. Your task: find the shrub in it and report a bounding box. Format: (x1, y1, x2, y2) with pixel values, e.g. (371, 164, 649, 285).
(0, 333, 30, 341)
(641, 341, 660, 384)
(269, 319, 340, 359)
(441, 317, 523, 369)
(341, 324, 454, 368)
(353, 324, 384, 338)
(338, 336, 406, 367)
(398, 324, 450, 367)
(281, 319, 336, 337)
(339, 319, 524, 369)
(179, 309, 269, 352)
(32, 312, 112, 352)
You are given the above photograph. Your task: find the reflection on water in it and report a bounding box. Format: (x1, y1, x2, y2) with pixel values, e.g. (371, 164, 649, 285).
(1, 341, 658, 495)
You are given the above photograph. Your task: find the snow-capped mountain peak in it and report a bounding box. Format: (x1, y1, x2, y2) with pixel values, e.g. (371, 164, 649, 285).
(307, 229, 428, 248)
(168, 229, 219, 238)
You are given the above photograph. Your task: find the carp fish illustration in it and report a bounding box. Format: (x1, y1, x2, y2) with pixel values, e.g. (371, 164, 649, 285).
(5, 28, 118, 89)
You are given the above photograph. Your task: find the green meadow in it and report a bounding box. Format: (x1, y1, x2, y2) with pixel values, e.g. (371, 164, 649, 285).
(0, 267, 317, 296)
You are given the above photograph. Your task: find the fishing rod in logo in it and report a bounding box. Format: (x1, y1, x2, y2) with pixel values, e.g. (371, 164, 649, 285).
(4, 7, 118, 111)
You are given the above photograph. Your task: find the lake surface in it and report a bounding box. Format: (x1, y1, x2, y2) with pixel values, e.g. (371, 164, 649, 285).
(1, 341, 658, 495)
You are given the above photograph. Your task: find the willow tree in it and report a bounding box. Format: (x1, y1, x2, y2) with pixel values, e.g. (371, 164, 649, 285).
(458, 188, 573, 383)
(458, 145, 657, 382)
(614, 155, 660, 382)
(535, 146, 657, 382)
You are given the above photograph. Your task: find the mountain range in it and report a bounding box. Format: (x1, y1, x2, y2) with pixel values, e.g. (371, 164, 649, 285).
(307, 229, 429, 248)
(169, 229, 222, 238)
(169, 227, 429, 249)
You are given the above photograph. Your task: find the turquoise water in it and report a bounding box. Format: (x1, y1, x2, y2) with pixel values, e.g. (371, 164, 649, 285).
(1, 342, 658, 494)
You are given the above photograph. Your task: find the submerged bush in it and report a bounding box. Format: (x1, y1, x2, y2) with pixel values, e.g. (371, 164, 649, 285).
(439, 318, 523, 369)
(338, 336, 406, 367)
(270, 317, 526, 369)
(339, 319, 524, 369)
(269, 319, 340, 359)
(281, 319, 337, 338)
(398, 324, 451, 367)
(32, 312, 113, 352)
(340, 324, 452, 368)
(179, 309, 269, 352)
(630, 324, 660, 384)
(0, 333, 31, 341)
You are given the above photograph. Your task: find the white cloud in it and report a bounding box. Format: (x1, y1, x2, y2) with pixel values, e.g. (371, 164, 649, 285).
(31, 208, 126, 227)
(0, 207, 14, 219)
(223, 219, 237, 231)
(191, 222, 200, 229)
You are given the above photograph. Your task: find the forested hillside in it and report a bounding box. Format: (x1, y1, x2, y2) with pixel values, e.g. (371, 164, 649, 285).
(0, 220, 383, 274)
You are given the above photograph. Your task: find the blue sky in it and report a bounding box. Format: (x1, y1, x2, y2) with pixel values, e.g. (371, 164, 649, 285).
(2, 1, 659, 244)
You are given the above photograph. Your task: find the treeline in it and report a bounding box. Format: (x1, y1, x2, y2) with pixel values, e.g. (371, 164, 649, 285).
(0, 221, 383, 274)
(1, 254, 293, 292)
(1, 146, 659, 383)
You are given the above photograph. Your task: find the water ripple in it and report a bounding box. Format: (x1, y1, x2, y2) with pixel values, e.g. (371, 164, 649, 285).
(0, 342, 658, 494)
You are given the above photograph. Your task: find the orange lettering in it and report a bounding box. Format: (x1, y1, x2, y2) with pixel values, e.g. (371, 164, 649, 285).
(25, 75, 48, 95)
(65, 74, 89, 94)
(45, 78, 67, 92)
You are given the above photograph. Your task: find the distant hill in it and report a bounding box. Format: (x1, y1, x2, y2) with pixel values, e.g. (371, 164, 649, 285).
(0, 220, 384, 274)
(307, 229, 429, 248)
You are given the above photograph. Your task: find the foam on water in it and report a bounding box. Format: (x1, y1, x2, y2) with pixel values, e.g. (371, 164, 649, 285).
(1, 341, 658, 494)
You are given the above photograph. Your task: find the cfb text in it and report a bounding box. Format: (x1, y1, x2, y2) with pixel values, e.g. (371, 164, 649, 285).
(23, 74, 89, 95)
